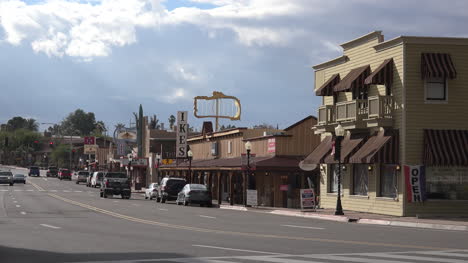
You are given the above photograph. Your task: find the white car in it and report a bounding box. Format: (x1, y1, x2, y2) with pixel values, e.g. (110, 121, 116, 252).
(90, 171, 104, 188)
(75, 171, 90, 184)
(145, 183, 159, 200)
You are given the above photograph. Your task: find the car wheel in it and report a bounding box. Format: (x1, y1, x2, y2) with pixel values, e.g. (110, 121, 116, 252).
(76, 181, 79, 184)
(100, 192, 103, 197)
(150, 196, 153, 200)
(145, 195, 148, 199)
(9, 183, 13, 186)
(161, 197, 166, 203)
(156, 197, 160, 202)
(24, 182, 26, 184)
(103, 192, 108, 198)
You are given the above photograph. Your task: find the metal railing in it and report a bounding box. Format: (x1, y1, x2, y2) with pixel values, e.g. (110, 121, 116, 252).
(317, 105, 335, 125)
(335, 99, 368, 122)
(368, 96, 393, 119)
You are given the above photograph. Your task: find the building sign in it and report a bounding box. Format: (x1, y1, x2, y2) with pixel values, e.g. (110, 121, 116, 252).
(280, 185, 288, 191)
(84, 136, 95, 145)
(162, 159, 174, 165)
(176, 111, 188, 158)
(120, 157, 148, 167)
(116, 139, 127, 156)
(405, 165, 426, 203)
(267, 138, 276, 153)
(246, 189, 258, 206)
(84, 145, 98, 154)
(300, 189, 316, 210)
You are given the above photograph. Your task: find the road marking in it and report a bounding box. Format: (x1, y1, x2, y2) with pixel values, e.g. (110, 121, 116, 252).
(45, 193, 455, 251)
(158, 208, 168, 211)
(281, 224, 324, 230)
(63, 190, 70, 192)
(132, 204, 141, 206)
(26, 189, 34, 192)
(50, 190, 58, 192)
(20, 211, 26, 215)
(40, 224, 61, 229)
(415, 250, 468, 258)
(15, 205, 21, 208)
(74, 191, 82, 193)
(199, 215, 216, 219)
(192, 245, 284, 255)
(364, 253, 468, 262)
(0, 189, 8, 192)
(43, 178, 48, 181)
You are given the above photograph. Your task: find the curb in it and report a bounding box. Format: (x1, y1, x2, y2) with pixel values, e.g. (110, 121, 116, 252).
(357, 218, 468, 231)
(219, 205, 248, 211)
(269, 210, 350, 222)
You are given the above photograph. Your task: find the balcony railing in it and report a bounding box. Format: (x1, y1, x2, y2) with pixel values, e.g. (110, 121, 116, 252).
(335, 99, 368, 122)
(368, 96, 393, 119)
(317, 105, 335, 126)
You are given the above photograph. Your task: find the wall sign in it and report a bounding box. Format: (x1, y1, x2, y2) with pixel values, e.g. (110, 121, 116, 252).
(176, 111, 188, 158)
(405, 165, 426, 203)
(84, 136, 95, 145)
(267, 138, 276, 153)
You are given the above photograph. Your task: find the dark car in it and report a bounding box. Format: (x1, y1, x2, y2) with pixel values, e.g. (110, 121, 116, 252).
(100, 172, 131, 199)
(176, 184, 212, 207)
(0, 171, 14, 186)
(156, 177, 186, 203)
(13, 174, 26, 184)
(28, 166, 40, 177)
(46, 166, 58, 177)
(58, 169, 72, 180)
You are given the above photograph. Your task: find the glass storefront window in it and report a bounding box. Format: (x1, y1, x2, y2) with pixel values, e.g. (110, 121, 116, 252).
(426, 167, 468, 200)
(353, 164, 368, 196)
(329, 164, 340, 193)
(380, 164, 397, 198)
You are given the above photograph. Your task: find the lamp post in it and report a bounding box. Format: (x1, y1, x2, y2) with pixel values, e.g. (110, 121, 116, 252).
(155, 153, 161, 183)
(187, 150, 193, 183)
(244, 141, 252, 206)
(334, 124, 345, 216)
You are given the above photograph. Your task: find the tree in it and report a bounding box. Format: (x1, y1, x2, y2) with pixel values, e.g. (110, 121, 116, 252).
(0, 129, 42, 165)
(133, 105, 144, 158)
(253, 123, 275, 129)
(220, 124, 236, 131)
(168, 115, 176, 131)
(60, 109, 101, 136)
(93, 121, 107, 136)
(47, 124, 61, 136)
(50, 144, 71, 168)
(149, 115, 160, 130)
(25, 118, 39, 131)
(5, 117, 39, 131)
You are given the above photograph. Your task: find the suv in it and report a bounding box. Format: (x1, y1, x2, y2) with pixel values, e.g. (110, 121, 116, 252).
(58, 169, 72, 180)
(28, 166, 40, 177)
(100, 172, 131, 199)
(75, 171, 90, 184)
(46, 166, 58, 177)
(156, 177, 186, 203)
(0, 171, 14, 186)
(91, 171, 104, 188)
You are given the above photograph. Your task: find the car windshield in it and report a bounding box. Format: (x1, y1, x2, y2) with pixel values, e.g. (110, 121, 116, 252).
(78, 172, 89, 176)
(30, 167, 39, 170)
(166, 180, 186, 188)
(14, 174, 25, 178)
(190, 184, 207, 190)
(106, 173, 126, 178)
(0, 172, 12, 176)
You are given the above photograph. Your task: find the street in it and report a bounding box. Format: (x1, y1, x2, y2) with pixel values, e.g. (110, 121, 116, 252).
(0, 166, 467, 263)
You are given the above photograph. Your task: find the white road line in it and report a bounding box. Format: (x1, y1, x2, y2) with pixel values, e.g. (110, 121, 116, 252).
(281, 224, 324, 230)
(132, 204, 141, 206)
(366, 253, 468, 263)
(63, 190, 71, 192)
(199, 215, 216, 219)
(415, 251, 468, 258)
(20, 211, 26, 215)
(158, 208, 168, 211)
(237, 255, 319, 263)
(305, 255, 410, 263)
(26, 189, 34, 192)
(43, 178, 48, 181)
(15, 205, 21, 208)
(50, 190, 58, 192)
(192, 245, 285, 255)
(40, 224, 61, 229)
(113, 200, 119, 203)
(0, 189, 8, 192)
(74, 191, 82, 193)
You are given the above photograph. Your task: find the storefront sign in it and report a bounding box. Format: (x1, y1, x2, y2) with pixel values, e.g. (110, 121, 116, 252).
(246, 189, 258, 206)
(119, 158, 148, 167)
(405, 165, 426, 202)
(176, 111, 188, 158)
(84, 136, 95, 145)
(116, 139, 127, 156)
(280, 185, 288, 191)
(84, 145, 98, 154)
(267, 138, 276, 153)
(300, 189, 316, 210)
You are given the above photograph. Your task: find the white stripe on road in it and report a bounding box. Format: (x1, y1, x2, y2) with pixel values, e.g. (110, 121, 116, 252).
(40, 224, 61, 229)
(50, 190, 58, 192)
(365, 253, 468, 263)
(192, 245, 285, 255)
(305, 255, 410, 263)
(158, 208, 168, 211)
(20, 211, 26, 215)
(43, 178, 48, 181)
(199, 215, 216, 219)
(415, 250, 468, 258)
(0, 189, 8, 191)
(132, 204, 140, 206)
(281, 224, 324, 230)
(236, 256, 319, 263)
(74, 191, 82, 193)
(63, 190, 70, 192)
(15, 205, 21, 208)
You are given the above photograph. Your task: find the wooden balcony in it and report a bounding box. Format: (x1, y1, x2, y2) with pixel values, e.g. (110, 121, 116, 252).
(366, 95, 394, 127)
(335, 99, 368, 129)
(315, 105, 335, 134)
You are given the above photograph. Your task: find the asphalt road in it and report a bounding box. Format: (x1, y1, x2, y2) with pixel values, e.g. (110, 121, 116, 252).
(0, 166, 467, 263)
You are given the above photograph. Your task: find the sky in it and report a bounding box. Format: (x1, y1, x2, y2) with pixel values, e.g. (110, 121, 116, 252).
(1, 0, 468, 133)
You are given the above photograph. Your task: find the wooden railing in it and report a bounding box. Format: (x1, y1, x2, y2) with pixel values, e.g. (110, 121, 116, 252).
(335, 99, 368, 122)
(368, 96, 393, 119)
(317, 105, 335, 125)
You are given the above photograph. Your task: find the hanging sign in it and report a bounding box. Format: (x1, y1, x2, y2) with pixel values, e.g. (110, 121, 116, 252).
(405, 165, 426, 203)
(176, 111, 188, 158)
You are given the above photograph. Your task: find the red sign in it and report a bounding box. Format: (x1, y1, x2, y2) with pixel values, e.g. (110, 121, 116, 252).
(267, 138, 276, 153)
(280, 185, 288, 191)
(84, 136, 96, 145)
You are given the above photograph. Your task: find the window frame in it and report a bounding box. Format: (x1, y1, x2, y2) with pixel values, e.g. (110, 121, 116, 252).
(379, 164, 398, 198)
(424, 77, 448, 103)
(352, 164, 369, 196)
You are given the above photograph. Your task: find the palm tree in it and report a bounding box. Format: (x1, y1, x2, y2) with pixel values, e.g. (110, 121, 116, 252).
(25, 118, 39, 131)
(168, 115, 176, 131)
(150, 115, 160, 129)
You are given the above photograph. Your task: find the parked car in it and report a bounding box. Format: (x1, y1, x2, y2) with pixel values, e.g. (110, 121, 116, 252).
(144, 183, 159, 200)
(46, 166, 58, 177)
(100, 172, 131, 199)
(0, 171, 14, 186)
(176, 184, 212, 207)
(13, 174, 26, 184)
(58, 169, 72, 180)
(156, 177, 186, 203)
(75, 171, 90, 184)
(28, 166, 40, 177)
(91, 171, 104, 188)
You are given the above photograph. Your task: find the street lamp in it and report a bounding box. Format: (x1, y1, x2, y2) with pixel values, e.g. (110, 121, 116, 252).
(244, 141, 252, 206)
(155, 153, 161, 183)
(187, 150, 193, 183)
(334, 124, 345, 216)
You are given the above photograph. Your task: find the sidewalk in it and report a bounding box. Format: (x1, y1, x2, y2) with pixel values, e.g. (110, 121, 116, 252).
(218, 203, 468, 231)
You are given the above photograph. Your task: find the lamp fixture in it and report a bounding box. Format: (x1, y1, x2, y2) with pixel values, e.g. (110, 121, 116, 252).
(187, 150, 193, 158)
(368, 165, 373, 171)
(342, 165, 347, 171)
(245, 141, 252, 151)
(396, 165, 401, 171)
(335, 124, 345, 137)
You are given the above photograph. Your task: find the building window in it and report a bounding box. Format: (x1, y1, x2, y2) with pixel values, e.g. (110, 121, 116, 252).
(426, 167, 468, 200)
(380, 164, 397, 198)
(425, 77, 447, 101)
(352, 164, 368, 196)
(329, 164, 340, 193)
(227, 141, 232, 154)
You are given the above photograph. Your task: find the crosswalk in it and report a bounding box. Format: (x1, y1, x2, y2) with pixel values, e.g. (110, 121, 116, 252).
(79, 249, 468, 263)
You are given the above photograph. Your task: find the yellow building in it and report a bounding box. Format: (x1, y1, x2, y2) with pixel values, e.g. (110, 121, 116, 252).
(307, 31, 468, 217)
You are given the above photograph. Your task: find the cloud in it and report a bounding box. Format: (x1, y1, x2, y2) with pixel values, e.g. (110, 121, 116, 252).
(167, 61, 202, 82)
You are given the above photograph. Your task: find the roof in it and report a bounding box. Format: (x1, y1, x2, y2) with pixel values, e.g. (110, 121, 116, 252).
(244, 134, 292, 142)
(284, 115, 316, 131)
(188, 128, 248, 141)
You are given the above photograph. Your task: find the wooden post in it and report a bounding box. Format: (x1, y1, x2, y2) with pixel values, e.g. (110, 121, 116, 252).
(217, 171, 222, 205)
(229, 171, 234, 206)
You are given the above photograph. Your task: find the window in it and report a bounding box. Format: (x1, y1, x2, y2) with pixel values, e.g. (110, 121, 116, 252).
(352, 164, 368, 196)
(426, 167, 468, 200)
(329, 164, 341, 193)
(425, 77, 447, 101)
(380, 164, 397, 198)
(227, 141, 232, 154)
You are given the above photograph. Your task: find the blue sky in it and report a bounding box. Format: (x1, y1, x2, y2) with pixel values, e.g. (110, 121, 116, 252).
(1, 0, 468, 133)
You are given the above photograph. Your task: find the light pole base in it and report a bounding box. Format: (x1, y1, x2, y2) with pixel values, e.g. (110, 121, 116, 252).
(335, 199, 344, 215)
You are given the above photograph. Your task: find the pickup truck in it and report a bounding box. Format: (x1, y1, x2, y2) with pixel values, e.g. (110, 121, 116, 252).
(100, 172, 131, 199)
